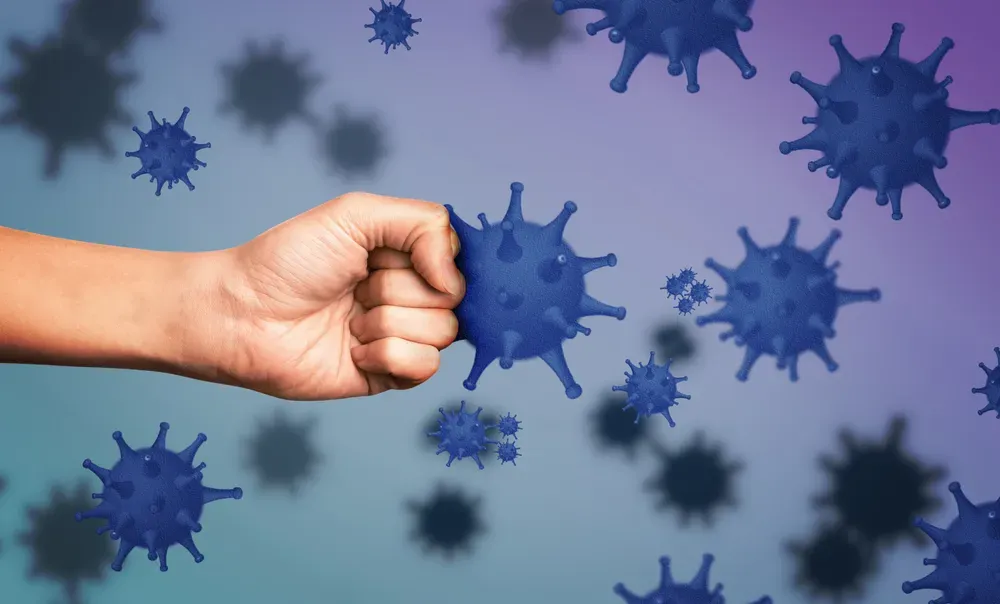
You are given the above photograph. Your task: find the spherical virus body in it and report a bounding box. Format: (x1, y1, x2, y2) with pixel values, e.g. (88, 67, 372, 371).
(614, 553, 772, 604)
(552, 0, 756, 93)
(366, 0, 421, 53)
(780, 23, 1000, 221)
(972, 347, 1000, 418)
(447, 182, 626, 399)
(496, 441, 520, 465)
(697, 217, 881, 382)
(428, 401, 499, 470)
(496, 412, 521, 439)
(903, 482, 1000, 604)
(126, 107, 211, 196)
(613, 351, 690, 427)
(76, 422, 243, 571)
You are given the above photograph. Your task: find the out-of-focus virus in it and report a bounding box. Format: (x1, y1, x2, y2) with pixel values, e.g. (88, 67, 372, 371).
(972, 346, 1000, 418)
(652, 323, 697, 364)
(447, 181, 626, 399)
(903, 482, 1000, 604)
(366, 0, 421, 53)
(590, 392, 650, 458)
(245, 410, 322, 494)
(698, 217, 881, 382)
(494, 0, 578, 61)
(614, 553, 772, 604)
(19, 482, 115, 604)
(59, 0, 161, 57)
(427, 400, 499, 470)
(0, 475, 6, 553)
(780, 23, 1000, 221)
(788, 523, 877, 600)
(814, 416, 944, 545)
(126, 107, 211, 196)
(1, 36, 134, 178)
(76, 422, 243, 571)
(645, 432, 741, 525)
(614, 351, 690, 427)
(219, 39, 321, 141)
(407, 484, 485, 559)
(320, 105, 388, 179)
(496, 441, 520, 465)
(553, 0, 757, 94)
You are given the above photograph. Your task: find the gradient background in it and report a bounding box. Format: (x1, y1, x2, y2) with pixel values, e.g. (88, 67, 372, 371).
(1, 0, 999, 602)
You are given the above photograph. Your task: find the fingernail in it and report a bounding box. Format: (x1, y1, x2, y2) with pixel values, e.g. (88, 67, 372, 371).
(450, 230, 461, 256)
(445, 268, 465, 298)
(351, 345, 367, 363)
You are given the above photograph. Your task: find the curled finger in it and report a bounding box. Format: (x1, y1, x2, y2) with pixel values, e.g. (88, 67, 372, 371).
(355, 268, 461, 309)
(351, 337, 441, 384)
(350, 305, 458, 349)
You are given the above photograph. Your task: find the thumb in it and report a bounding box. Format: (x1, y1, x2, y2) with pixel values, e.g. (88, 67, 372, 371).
(336, 192, 464, 296)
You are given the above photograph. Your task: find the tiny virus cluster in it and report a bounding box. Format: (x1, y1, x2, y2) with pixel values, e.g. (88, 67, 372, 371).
(662, 267, 713, 315)
(614, 553, 772, 604)
(427, 401, 522, 468)
(972, 347, 1000, 418)
(613, 351, 691, 427)
(447, 181, 626, 399)
(365, 0, 421, 53)
(126, 107, 211, 196)
(407, 484, 485, 559)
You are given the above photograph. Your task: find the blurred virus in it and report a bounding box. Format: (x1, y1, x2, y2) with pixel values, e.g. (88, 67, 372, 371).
(646, 431, 742, 525)
(246, 410, 322, 494)
(219, 39, 321, 141)
(0, 475, 7, 554)
(19, 482, 115, 604)
(972, 346, 1000, 418)
(1, 35, 134, 178)
(407, 484, 485, 559)
(590, 392, 650, 458)
(494, 0, 578, 61)
(59, 0, 161, 57)
(652, 322, 696, 364)
(814, 416, 944, 545)
(788, 523, 877, 600)
(421, 402, 500, 466)
(320, 105, 388, 179)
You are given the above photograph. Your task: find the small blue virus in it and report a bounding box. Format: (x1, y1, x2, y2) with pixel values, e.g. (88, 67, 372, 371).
(126, 107, 211, 196)
(676, 297, 696, 315)
(698, 217, 881, 382)
(496, 413, 521, 440)
(662, 275, 687, 298)
(615, 553, 773, 604)
(613, 351, 690, 427)
(447, 182, 626, 399)
(552, 0, 756, 94)
(677, 268, 697, 284)
(972, 347, 1000, 418)
(428, 401, 499, 470)
(496, 441, 521, 465)
(781, 23, 1000, 221)
(903, 482, 1000, 604)
(365, 0, 421, 53)
(689, 281, 713, 305)
(75, 422, 242, 572)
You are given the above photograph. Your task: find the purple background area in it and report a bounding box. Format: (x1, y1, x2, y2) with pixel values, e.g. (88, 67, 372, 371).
(0, 0, 998, 603)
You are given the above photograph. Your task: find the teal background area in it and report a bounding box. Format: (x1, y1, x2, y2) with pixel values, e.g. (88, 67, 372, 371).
(1, 0, 999, 602)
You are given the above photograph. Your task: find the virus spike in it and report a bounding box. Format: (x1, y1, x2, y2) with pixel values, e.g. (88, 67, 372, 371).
(829, 35, 860, 71)
(881, 22, 905, 58)
(579, 254, 617, 274)
(949, 107, 1000, 130)
(177, 432, 208, 465)
(615, 553, 769, 604)
(503, 181, 525, 222)
(81, 459, 112, 485)
(543, 201, 577, 244)
(540, 346, 582, 398)
(152, 421, 170, 449)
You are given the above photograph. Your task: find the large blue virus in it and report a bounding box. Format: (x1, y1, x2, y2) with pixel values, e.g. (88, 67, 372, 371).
(446, 182, 626, 399)
(972, 347, 1000, 419)
(613, 351, 690, 427)
(126, 107, 211, 196)
(903, 482, 1000, 604)
(428, 401, 499, 470)
(551, 0, 756, 94)
(365, 0, 421, 53)
(697, 217, 881, 382)
(780, 23, 1000, 221)
(615, 553, 772, 604)
(75, 423, 243, 571)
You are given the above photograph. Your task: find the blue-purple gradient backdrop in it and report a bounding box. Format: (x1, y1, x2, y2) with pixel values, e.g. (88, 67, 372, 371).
(1, 0, 998, 602)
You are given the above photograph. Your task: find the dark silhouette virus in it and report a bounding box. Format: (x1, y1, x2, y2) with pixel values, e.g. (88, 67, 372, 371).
(447, 182, 626, 399)
(814, 416, 944, 546)
(59, 0, 161, 57)
(0, 474, 6, 553)
(903, 482, 1000, 604)
(245, 410, 322, 493)
(366, 0, 421, 53)
(76, 422, 243, 572)
(552, 0, 757, 94)
(590, 391, 650, 458)
(652, 322, 697, 364)
(494, 0, 578, 61)
(407, 484, 485, 559)
(697, 217, 881, 382)
(788, 523, 877, 601)
(126, 107, 211, 196)
(645, 432, 742, 525)
(614, 553, 772, 604)
(19, 482, 115, 604)
(320, 105, 389, 179)
(1, 36, 134, 178)
(780, 23, 1000, 221)
(219, 39, 321, 141)
(613, 351, 690, 426)
(427, 400, 499, 470)
(972, 346, 1000, 418)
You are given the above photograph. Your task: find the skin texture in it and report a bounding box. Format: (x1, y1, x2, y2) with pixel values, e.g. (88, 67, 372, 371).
(0, 192, 465, 400)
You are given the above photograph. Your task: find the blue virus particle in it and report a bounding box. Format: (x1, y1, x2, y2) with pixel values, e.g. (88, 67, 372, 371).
(365, 0, 421, 53)
(613, 351, 690, 427)
(496, 412, 521, 440)
(902, 481, 1000, 604)
(75, 422, 243, 571)
(697, 217, 881, 382)
(447, 182, 626, 399)
(552, 0, 756, 94)
(780, 23, 1000, 221)
(126, 107, 211, 196)
(689, 280, 713, 304)
(677, 268, 697, 284)
(614, 553, 772, 604)
(972, 347, 1000, 418)
(427, 401, 499, 470)
(662, 275, 687, 298)
(675, 297, 696, 315)
(496, 441, 521, 465)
